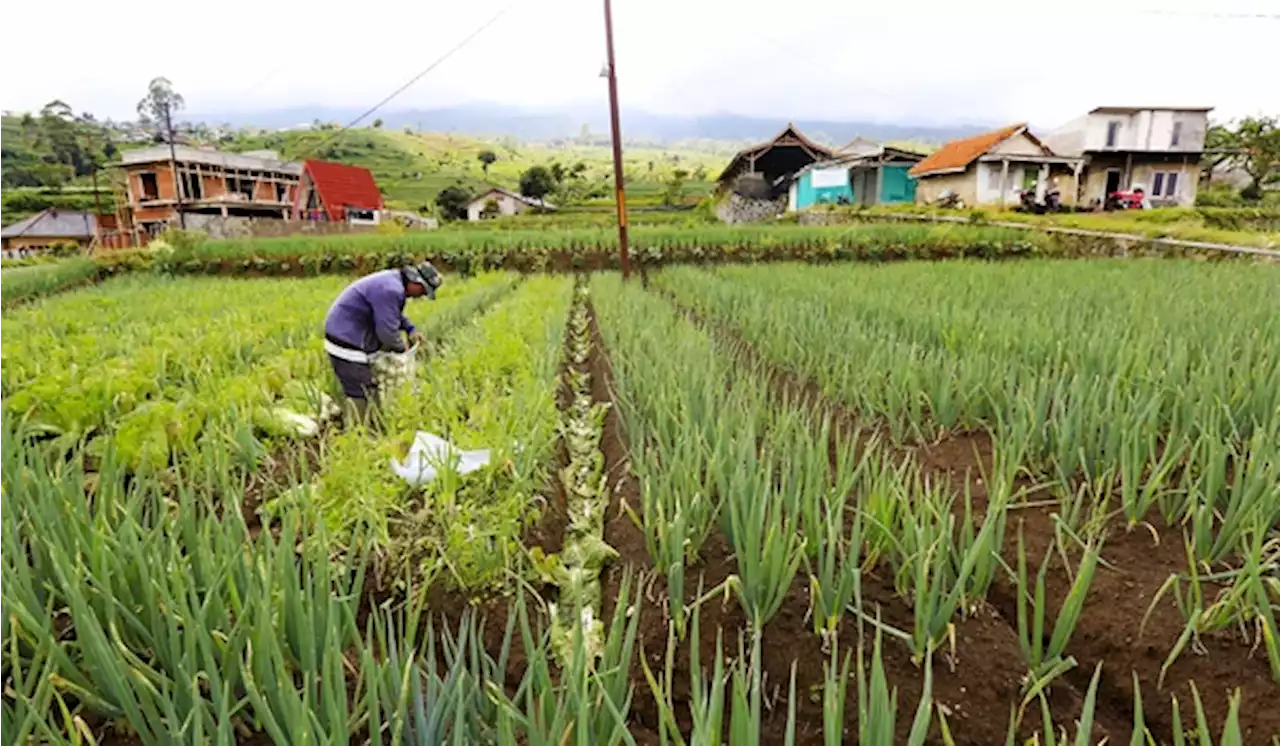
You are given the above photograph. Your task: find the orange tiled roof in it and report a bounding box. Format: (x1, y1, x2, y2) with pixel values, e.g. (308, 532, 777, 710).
(909, 123, 1029, 177)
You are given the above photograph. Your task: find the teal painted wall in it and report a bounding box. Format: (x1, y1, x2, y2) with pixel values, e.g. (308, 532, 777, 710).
(796, 165, 917, 208)
(880, 166, 917, 203)
(796, 170, 853, 209)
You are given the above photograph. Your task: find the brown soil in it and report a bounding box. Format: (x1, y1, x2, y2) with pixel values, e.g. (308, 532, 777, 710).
(586, 301, 1097, 745)
(990, 505, 1280, 745)
(656, 288, 1279, 744)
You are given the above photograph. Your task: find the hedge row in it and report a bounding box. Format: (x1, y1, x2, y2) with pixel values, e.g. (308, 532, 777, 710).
(0, 259, 101, 308)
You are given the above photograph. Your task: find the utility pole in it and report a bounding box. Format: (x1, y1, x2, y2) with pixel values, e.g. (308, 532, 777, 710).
(164, 105, 186, 229)
(84, 130, 105, 248)
(602, 0, 630, 280)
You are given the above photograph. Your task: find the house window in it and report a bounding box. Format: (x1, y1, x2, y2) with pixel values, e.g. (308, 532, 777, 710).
(1171, 121, 1183, 148)
(138, 173, 159, 201)
(225, 176, 255, 200)
(1151, 171, 1180, 198)
(180, 170, 203, 200)
(1105, 121, 1121, 148)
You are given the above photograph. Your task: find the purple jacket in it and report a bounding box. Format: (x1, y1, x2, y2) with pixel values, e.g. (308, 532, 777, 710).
(324, 269, 416, 354)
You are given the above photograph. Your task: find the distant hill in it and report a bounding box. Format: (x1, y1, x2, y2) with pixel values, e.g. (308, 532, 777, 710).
(183, 103, 989, 147)
(222, 127, 727, 211)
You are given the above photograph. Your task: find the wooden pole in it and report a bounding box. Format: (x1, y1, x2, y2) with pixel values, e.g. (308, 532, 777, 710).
(603, 0, 630, 280)
(165, 105, 186, 230)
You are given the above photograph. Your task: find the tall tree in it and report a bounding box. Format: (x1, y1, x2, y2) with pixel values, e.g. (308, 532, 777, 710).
(434, 185, 472, 220)
(1234, 116, 1280, 199)
(519, 165, 557, 201)
(137, 77, 186, 228)
(477, 150, 497, 177)
(39, 100, 81, 180)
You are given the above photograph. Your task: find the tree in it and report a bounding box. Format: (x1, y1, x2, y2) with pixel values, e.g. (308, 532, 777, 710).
(478, 150, 497, 176)
(372, 118, 384, 128)
(519, 165, 558, 201)
(1234, 116, 1280, 199)
(137, 77, 186, 227)
(435, 185, 473, 220)
(663, 168, 689, 207)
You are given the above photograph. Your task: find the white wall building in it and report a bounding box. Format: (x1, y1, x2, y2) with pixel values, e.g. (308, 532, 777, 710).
(1043, 106, 1212, 206)
(465, 187, 556, 221)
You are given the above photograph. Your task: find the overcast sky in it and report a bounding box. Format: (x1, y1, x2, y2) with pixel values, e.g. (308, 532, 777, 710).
(2, 0, 1276, 129)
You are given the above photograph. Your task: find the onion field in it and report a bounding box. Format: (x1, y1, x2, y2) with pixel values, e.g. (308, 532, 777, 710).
(3, 258, 1277, 745)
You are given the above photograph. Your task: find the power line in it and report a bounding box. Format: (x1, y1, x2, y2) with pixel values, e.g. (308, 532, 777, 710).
(290, 2, 518, 163)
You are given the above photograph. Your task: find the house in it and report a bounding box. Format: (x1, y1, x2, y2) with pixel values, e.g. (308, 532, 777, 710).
(117, 145, 302, 239)
(909, 124, 1082, 207)
(787, 144, 926, 210)
(716, 124, 835, 199)
(293, 160, 385, 224)
(465, 187, 555, 221)
(1043, 107, 1213, 206)
(1, 209, 99, 252)
(839, 136, 883, 157)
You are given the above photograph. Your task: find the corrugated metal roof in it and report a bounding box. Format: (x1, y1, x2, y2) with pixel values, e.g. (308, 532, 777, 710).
(1, 209, 96, 239)
(469, 187, 556, 210)
(120, 145, 303, 174)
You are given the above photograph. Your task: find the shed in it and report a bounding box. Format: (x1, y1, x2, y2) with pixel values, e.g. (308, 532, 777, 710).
(466, 187, 555, 221)
(787, 145, 926, 210)
(1, 209, 98, 252)
(716, 124, 835, 198)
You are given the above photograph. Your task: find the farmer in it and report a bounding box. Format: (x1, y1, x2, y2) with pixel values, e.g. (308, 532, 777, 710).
(323, 262, 443, 423)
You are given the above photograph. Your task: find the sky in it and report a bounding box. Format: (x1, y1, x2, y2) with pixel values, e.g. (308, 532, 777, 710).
(2, 0, 1277, 130)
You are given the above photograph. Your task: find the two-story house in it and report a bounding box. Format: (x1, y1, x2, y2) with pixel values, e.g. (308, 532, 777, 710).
(1044, 106, 1212, 207)
(116, 145, 303, 239)
(113, 146, 386, 243)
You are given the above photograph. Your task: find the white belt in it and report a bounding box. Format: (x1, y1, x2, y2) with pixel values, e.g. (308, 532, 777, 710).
(324, 339, 370, 364)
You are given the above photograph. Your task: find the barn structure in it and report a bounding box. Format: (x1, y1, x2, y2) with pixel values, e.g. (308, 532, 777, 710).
(716, 124, 835, 199)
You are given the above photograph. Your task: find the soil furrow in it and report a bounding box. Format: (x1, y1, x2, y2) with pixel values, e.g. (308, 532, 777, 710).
(651, 284, 1279, 743)
(648, 286, 1134, 741)
(589, 299, 1081, 745)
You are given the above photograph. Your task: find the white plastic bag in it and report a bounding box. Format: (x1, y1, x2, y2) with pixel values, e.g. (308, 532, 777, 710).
(391, 431, 493, 486)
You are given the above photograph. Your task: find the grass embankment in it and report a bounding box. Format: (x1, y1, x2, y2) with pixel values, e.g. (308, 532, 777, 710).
(0, 258, 100, 307)
(820, 204, 1280, 248)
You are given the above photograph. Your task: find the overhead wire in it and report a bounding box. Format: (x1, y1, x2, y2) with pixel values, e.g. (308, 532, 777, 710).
(285, 1, 519, 164)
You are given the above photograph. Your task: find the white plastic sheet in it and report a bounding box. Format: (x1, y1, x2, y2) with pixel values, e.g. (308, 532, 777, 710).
(391, 431, 493, 486)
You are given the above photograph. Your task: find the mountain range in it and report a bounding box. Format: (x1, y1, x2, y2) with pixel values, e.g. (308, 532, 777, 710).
(181, 103, 991, 146)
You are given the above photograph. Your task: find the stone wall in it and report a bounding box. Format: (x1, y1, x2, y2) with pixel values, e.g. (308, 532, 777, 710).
(716, 193, 785, 224)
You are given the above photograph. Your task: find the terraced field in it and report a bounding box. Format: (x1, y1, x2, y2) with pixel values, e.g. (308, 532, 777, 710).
(3, 258, 1277, 745)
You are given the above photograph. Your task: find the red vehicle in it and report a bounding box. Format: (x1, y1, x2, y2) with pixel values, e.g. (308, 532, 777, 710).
(1105, 189, 1147, 210)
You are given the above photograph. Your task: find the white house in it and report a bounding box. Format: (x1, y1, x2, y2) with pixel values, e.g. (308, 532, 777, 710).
(1043, 106, 1212, 206)
(465, 187, 555, 221)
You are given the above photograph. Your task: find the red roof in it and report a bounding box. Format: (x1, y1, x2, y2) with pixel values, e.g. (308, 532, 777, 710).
(910, 123, 1048, 177)
(303, 160, 384, 220)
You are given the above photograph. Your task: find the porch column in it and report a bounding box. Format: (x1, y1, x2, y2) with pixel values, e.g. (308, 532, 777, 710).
(1037, 163, 1049, 201)
(875, 166, 885, 205)
(1124, 153, 1133, 188)
(1072, 162, 1083, 205)
(999, 159, 1010, 208)
(220, 204, 229, 218)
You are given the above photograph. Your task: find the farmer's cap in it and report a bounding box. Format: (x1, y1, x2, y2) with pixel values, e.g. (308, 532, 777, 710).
(402, 262, 443, 299)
